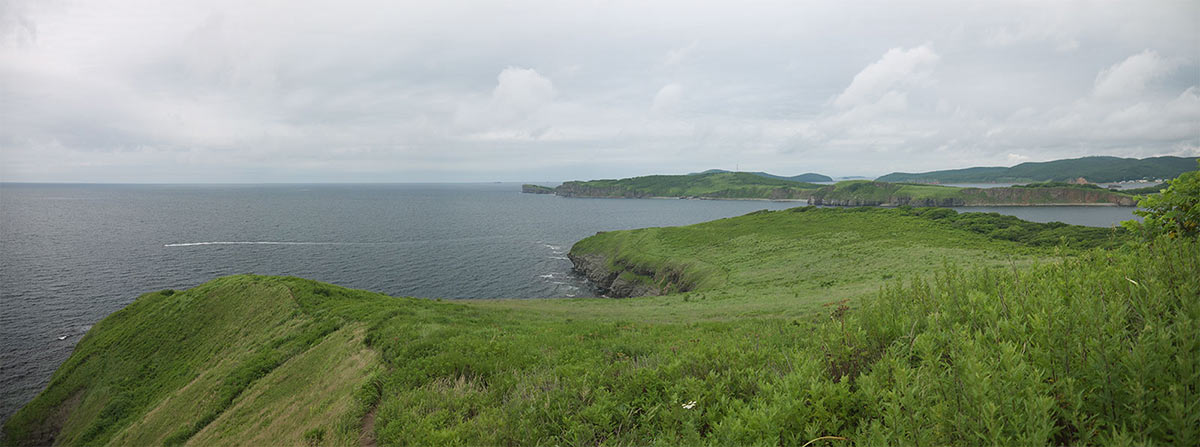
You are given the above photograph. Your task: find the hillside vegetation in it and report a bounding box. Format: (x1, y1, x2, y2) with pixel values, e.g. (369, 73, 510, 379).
(10, 203, 1196, 446)
(807, 181, 1136, 206)
(534, 174, 1137, 206)
(876, 155, 1197, 183)
(689, 169, 833, 183)
(555, 171, 822, 199)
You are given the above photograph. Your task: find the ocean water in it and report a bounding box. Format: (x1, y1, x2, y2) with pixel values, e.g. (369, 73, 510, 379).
(0, 183, 1138, 422)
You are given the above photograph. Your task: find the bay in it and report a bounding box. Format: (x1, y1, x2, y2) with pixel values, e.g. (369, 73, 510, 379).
(0, 182, 1138, 422)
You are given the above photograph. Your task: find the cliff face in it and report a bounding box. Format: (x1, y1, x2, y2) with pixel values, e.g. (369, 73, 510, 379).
(567, 253, 664, 298)
(554, 182, 648, 198)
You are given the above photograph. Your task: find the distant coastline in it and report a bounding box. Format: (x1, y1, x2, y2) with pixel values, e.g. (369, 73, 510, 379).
(526, 174, 1140, 207)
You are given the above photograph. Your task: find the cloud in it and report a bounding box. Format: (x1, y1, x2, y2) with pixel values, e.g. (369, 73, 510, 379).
(832, 45, 939, 109)
(1, 1, 1197, 182)
(491, 67, 556, 120)
(652, 83, 684, 114)
(662, 42, 697, 68)
(1092, 50, 1175, 100)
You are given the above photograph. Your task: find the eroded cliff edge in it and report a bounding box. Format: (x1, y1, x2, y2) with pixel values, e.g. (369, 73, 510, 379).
(567, 233, 711, 298)
(567, 252, 664, 298)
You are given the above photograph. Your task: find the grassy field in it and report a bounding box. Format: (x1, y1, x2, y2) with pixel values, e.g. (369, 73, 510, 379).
(4, 208, 1195, 446)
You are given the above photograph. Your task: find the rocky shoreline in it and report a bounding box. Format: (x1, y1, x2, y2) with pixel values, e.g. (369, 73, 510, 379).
(567, 252, 664, 298)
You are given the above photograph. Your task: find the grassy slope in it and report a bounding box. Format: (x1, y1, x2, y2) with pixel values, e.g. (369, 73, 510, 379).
(557, 172, 822, 199)
(5, 209, 1195, 446)
(876, 155, 1198, 183)
(809, 180, 1135, 206)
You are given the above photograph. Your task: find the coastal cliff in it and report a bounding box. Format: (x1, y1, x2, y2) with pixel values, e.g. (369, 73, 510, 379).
(554, 182, 649, 198)
(566, 252, 664, 298)
(567, 229, 717, 298)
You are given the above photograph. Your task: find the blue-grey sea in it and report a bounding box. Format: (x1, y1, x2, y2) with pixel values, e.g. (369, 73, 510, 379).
(0, 182, 1138, 423)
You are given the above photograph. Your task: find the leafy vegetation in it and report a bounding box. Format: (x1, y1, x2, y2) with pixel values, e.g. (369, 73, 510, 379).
(1124, 161, 1200, 239)
(876, 155, 1198, 183)
(5, 205, 1193, 446)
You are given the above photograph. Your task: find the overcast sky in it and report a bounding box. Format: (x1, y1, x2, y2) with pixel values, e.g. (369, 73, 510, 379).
(1, 0, 1197, 182)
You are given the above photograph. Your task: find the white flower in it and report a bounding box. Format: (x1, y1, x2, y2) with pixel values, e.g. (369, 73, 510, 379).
(682, 401, 697, 409)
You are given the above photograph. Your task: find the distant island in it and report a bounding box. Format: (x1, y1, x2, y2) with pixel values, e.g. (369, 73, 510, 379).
(521, 184, 555, 194)
(876, 155, 1198, 184)
(524, 172, 1141, 206)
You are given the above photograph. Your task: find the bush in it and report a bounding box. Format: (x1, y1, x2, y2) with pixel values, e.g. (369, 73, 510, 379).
(1124, 161, 1199, 239)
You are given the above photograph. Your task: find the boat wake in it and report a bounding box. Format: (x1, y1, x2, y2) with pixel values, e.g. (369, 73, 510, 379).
(164, 241, 343, 247)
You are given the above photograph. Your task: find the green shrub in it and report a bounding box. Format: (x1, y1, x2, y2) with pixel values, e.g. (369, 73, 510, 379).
(1125, 161, 1199, 239)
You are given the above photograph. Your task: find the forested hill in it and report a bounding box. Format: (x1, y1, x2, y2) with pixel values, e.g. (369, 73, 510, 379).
(876, 156, 1198, 183)
(689, 169, 833, 183)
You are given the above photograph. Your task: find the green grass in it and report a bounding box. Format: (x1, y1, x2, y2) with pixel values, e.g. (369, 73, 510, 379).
(5, 208, 1194, 446)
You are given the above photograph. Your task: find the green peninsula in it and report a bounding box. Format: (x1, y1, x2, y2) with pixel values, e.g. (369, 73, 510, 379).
(526, 172, 1139, 206)
(807, 180, 1138, 206)
(876, 155, 1198, 184)
(553, 171, 822, 200)
(7, 204, 1197, 446)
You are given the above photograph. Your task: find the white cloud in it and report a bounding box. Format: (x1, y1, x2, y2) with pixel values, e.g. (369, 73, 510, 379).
(662, 42, 697, 68)
(1093, 50, 1175, 100)
(1, 1, 1197, 181)
(832, 45, 939, 109)
(652, 83, 684, 114)
(491, 67, 556, 119)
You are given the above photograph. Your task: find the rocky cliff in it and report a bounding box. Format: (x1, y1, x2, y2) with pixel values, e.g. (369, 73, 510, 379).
(554, 182, 649, 198)
(567, 253, 664, 298)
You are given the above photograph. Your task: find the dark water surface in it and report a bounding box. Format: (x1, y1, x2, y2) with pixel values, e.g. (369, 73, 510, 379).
(0, 183, 1137, 422)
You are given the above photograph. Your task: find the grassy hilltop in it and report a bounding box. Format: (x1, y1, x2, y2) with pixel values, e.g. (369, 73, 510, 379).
(7, 206, 1197, 446)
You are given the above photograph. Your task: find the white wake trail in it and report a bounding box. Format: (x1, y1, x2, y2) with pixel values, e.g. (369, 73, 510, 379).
(163, 241, 341, 247)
